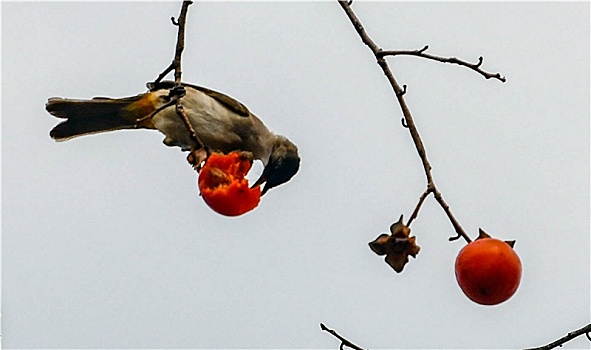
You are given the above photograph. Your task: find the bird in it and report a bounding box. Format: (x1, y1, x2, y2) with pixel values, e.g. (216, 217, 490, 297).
(46, 81, 300, 195)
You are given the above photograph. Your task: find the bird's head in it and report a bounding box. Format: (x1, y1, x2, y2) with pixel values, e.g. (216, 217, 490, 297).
(252, 136, 300, 196)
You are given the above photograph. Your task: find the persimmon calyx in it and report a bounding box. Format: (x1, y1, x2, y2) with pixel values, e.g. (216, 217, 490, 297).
(369, 215, 420, 273)
(478, 228, 516, 247)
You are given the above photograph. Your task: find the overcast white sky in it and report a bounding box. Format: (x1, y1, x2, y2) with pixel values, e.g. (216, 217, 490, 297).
(2, 2, 590, 349)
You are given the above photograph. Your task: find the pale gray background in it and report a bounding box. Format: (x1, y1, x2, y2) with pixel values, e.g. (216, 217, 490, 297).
(2, 2, 589, 349)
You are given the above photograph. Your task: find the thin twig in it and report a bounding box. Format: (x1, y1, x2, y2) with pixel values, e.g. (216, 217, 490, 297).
(334, 3, 589, 350)
(337, 0, 472, 243)
(150, 1, 204, 152)
(406, 187, 433, 227)
(135, 99, 177, 125)
(172, 0, 192, 84)
(432, 186, 470, 242)
(167, 0, 205, 151)
(378, 45, 506, 82)
(320, 323, 366, 350)
(175, 101, 206, 149)
(154, 63, 175, 85)
(523, 323, 591, 350)
(155, 1, 193, 85)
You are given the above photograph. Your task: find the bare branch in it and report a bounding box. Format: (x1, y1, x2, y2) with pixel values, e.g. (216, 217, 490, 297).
(320, 323, 366, 350)
(431, 187, 471, 242)
(175, 92, 206, 150)
(154, 0, 193, 85)
(136, 99, 177, 125)
(335, 3, 588, 350)
(523, 323, 591, 350)
(172, 1, 192, 84)
(320, 321, 591, 350)
(166, 0, 207, 154)
(154, 63, 175, 84)
(338, 0, 471, 243)
(378, 45, 506, 82)
(406, 187, 433, 227)
(150, 1, 205, 154)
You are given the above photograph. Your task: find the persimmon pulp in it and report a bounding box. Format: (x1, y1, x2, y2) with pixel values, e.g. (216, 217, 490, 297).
(455, 238, 522, 305)
(198, 152, 261, 216)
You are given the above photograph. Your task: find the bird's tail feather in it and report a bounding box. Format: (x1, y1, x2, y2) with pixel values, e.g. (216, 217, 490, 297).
(46, 94, 146, 141)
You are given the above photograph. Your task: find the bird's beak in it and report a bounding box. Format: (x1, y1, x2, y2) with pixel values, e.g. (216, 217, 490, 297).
(251, 166, 271, 196)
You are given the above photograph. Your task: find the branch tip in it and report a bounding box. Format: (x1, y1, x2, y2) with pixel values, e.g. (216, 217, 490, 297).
(525, 323, 591, 350)
(448, 233, 462, 242)
(320, 322, 366, 350)
(375, 49, 505, 82)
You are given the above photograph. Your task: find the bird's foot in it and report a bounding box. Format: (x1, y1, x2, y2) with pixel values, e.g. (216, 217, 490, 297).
(235, 150, 254, 163)
(169, 85, 186, 99)
(187, 148, 209, 172)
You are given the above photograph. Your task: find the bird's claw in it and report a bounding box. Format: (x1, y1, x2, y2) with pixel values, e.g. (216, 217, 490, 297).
(187, 148, 209, 171)
(169, 85, 186, 98)
(236, 150, 254, 164)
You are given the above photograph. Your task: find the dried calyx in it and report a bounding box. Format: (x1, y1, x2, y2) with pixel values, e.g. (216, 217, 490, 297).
(369, 215, 420, 273)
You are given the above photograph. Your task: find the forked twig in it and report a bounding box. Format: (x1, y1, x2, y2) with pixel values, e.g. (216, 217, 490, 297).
(155, 1, 193, 85)
(320, 323, 366, 350)
(149, 1, 206, 153)
(322, 322, 591, 350)
(378, 45, 506, 82)
(337, 0, 473, 243)
(333, 3, 589, 350)
(406, 186, 433, 227)
(523, 323, 591, 350)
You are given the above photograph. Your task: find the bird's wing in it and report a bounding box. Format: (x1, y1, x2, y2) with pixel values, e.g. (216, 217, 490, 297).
(147, 81, 251, 117)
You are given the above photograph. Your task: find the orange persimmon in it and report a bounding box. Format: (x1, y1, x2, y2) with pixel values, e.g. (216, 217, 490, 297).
(455, 230, 522, 305)
(198, 152, 261, 216)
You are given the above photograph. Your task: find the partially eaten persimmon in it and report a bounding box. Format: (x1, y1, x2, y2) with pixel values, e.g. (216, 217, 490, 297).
(198, 152, 261, 216)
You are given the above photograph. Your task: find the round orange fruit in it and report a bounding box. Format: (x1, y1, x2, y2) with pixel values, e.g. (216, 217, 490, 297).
(455, 236, 522, 305)
(198, 152, 261, 216)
